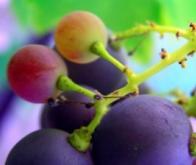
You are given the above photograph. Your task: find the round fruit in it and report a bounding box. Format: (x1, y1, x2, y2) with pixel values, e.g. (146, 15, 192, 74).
(6, 129, 93, 165)
(55, 11, 107, 64)
(41, 88, 95, 133)
(7, 44, 67, 103)
(92, 95, 192, 165)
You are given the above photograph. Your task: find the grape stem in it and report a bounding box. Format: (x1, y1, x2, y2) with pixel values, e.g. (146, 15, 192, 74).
(90, 41, 133, 77)
(113, 23, 193, 41)
(57, 75, 97, 100)
(130, 41, 195, 85)
(57, 24, 196, 152)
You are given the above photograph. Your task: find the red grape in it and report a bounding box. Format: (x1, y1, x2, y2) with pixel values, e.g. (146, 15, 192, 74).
(7, 44, 67, 103)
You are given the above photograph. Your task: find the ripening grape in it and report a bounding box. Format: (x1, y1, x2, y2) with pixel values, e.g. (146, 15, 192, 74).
(41, 87, 95, 133)
(62, 43, 128, 94)
(6, 129, 93, 165)
(7, 44, 67, 103)
(92, 95, 192, 165)
(54, 11, 107, 64)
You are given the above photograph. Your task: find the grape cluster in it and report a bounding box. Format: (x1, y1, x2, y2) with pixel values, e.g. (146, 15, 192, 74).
(6, 11, 194, 165)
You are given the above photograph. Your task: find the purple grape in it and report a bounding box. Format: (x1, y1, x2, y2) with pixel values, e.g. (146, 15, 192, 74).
(6, 129, 93, 165)
(92, 95, 192, 165)
(63, 43, 128, 94)
(41, 89, 95, 133)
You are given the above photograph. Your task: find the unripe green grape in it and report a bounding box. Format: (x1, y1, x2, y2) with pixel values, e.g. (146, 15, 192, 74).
(55, 11, 107, 64)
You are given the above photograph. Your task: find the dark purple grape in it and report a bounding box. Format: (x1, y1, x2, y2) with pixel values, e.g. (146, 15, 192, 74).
(6, 129, 93, 165)
(92, 95, 192, 165)
(63, 43, 128, 94)
(41, 89, 95, 133)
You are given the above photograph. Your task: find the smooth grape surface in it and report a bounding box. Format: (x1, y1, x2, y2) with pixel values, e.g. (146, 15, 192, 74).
(7, 44, 67, 103)
(55, 11, 107, 64)
(41, 88, 95, 133)
(63, 43, 128, 94)
(6, 129, 93, 165)
(92, 95, 192, 165)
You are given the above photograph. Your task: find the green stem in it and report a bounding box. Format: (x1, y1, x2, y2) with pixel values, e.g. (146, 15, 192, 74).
(68, 85, 136, 151)
(114, 24, 191, 41)
(90, 41, 134, 77)
(87, 100, 109, 133)
(56, 75, 97, 100)
(130, 41, 195, 85)
(68, 100, 109, 151)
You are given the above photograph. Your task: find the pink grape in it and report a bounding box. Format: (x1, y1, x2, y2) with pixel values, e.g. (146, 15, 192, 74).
(55, 11, 107, 64)
(7, 44, 67, 103)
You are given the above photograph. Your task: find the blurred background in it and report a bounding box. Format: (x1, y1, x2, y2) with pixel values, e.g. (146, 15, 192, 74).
(0, 0, 196, 164)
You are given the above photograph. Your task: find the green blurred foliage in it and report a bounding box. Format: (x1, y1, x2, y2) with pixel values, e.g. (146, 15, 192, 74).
(11, 0, 166, 33)
(160, 0, 196, 28)
(10, 0, 196, 63)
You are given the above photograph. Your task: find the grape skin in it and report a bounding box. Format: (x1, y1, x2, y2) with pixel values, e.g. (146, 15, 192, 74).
(55, 11, 107, 64)
(62, 43, 128, 94)
(6, 129, 93, 165)
(92, 95, 192, 165)
(41, 88, 95, 133)
(7, 44, 67, 103)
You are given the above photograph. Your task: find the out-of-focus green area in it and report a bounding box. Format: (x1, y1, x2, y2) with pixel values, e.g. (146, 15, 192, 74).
(12, 0, 196, 33)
